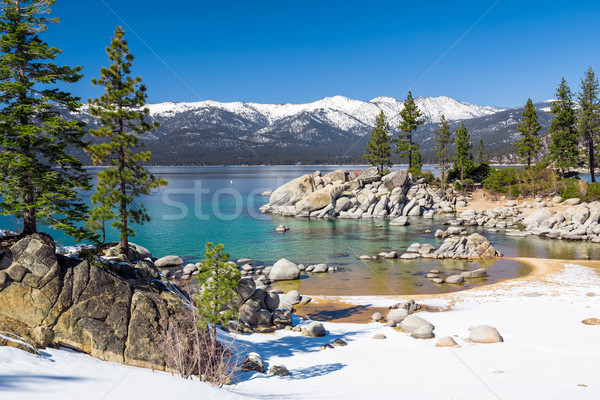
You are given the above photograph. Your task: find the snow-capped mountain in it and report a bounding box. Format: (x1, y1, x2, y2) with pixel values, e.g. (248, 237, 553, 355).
(67, 95, 551, 165)
(144, 95, 503, 136)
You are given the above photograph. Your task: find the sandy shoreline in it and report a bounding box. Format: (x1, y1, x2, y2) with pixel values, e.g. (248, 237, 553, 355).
(296, 257, 600, 323)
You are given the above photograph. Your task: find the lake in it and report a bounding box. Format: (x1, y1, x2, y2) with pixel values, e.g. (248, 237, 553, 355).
(1, 165, 598, 295)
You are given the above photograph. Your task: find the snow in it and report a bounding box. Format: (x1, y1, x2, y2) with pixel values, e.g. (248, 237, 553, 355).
(55, 244, 95, 258)
(1, 262, 598, 399)
(145, 95, 506, 131)
(0, 229, 16, 237)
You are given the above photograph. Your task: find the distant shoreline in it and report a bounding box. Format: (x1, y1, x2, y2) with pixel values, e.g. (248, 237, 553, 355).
(82, 163, 526, 168)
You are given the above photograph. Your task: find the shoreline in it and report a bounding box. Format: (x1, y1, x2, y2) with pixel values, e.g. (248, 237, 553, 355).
(296, 257, 600, 322)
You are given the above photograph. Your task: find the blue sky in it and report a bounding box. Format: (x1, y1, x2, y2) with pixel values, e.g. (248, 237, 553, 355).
(44, 0, 600, 107)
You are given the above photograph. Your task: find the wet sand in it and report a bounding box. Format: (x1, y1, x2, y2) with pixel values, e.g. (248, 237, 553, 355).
(297, 257, 600, 323)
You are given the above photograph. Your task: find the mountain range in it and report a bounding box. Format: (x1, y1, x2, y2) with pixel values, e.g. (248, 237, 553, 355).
(69, 95, 554, 165)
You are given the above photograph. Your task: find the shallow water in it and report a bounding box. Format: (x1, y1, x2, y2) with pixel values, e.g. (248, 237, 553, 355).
(1, 165, 597, 296)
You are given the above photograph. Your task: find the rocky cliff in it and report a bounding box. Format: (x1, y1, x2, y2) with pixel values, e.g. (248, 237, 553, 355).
(0, 233, 193, 370)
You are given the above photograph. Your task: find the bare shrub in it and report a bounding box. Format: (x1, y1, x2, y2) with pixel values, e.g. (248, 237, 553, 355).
(157, 307, 241, 386)
(579, 179, 588, 196)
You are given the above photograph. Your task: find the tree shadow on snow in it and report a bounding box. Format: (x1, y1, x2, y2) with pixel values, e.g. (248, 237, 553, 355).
(0, 374, 86, 391)
(234, 327, 362, 362)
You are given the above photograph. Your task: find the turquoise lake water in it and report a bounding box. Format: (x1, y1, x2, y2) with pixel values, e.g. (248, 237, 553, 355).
(1, 166, 598, 295)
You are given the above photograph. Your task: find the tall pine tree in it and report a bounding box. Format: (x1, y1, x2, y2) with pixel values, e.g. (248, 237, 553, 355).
(363, 110, 392, 174)
(547, 78, 578, 177)
(86, 26, 166, 253)
(577, 67, 600, 183)
(0, 0, 91, 239)
(476, 138, 486, 164)
(433, 115, 452, 189)
(396, 91, 424, 169)
(453, 122, 474, 181)
(514, 98, 542, 167)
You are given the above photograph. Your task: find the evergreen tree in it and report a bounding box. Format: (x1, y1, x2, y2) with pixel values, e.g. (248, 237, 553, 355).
(547, 78, 578, 177)
(453, 122, 474, 181)
(411, 146, 423, 172)
(476, 138, 486, 164)
(86, 27, 166, 253)
(363, 110, 392, 174)
(514, 98, 542, 167)
(577, 67, 600, 183)
(194, 243, 241, 354)
(396, 91, 424, 169)
(433, 115, 452, 189)
(0, 0, 91, 239)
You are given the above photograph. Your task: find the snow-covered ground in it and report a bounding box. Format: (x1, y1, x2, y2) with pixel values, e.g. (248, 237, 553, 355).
(1, 260, 599, 400)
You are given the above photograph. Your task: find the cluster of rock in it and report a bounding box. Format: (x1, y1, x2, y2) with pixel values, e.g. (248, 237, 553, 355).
(445, 197, 600, 243)
(446, 207, 522, 230)
(160, 255, 337, 288)
(426, 267, 487, 285)
(229, 277, 295, 333)
(519, 201, 600, 242)
(375, 299, 503, 344)
(360, 233, 501, 262)
(260, 167, 460, 220)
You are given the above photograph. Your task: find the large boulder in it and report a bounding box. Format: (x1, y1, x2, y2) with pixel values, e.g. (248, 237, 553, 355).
(356, 167, 381, 184)
(400, 315, 434, 333)
(269, 174, 315, 206)
(522, 209, 553, 227)
(324, 169, 349, 183)
(269, 259, 301, 281)
(386, 308, 408, 324)
(468, 325, 503, 343)
(106, 242, 152, 262)
(0, 234, 195, 371)
(272, 309, 292, 328)
(294, 184, 347, 213)
(382, 169, 409, 190)
(303, 321, 326, 337)
(154, 255, 184, 268)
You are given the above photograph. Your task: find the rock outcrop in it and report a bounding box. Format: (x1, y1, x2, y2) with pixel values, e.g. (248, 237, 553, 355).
(260, 168, 459, 220)
(0, 233, 194, 370)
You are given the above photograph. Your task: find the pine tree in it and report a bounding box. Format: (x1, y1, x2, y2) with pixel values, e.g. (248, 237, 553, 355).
(396, 91, 424, 169)
(363, 110, 392, 174)
(547, 78, 578, 177)
(433, 115, 452, 189)
(86, 27, 166, 253)
(476, 138, 486, 164)
(577, 67, 600, 183)
(514, 98, 542, 167)
(194, 242, 240, 354)
(411, 146, 423, 172)
(0, 0, 91, 239)
(453, 122, 474, 181)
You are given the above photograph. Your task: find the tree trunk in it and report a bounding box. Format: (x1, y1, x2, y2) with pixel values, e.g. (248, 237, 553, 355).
(590, 139, 596, 183)
(119, 145, 128, 253)
(408, 132, 413, 169)
(23, 208, 36, 235)
(442, 165, 446, 190)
